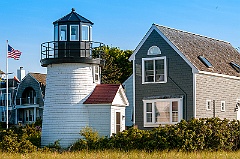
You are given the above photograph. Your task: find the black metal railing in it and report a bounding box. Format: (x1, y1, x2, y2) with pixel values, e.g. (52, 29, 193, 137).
(41, 41, 104, 60)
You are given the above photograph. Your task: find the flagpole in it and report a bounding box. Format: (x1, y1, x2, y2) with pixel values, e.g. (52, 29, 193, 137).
(6, 40, 8, 129)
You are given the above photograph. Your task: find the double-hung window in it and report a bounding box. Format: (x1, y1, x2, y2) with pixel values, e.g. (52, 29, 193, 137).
(142, 57, 167, 84)
(143, 98, 183, 127)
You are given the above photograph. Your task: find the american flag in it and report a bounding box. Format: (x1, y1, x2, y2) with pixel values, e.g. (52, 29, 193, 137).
(8, 44, 22, 60)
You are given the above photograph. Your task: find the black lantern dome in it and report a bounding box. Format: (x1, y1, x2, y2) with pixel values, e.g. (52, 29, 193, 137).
(40, 8, 103, 67)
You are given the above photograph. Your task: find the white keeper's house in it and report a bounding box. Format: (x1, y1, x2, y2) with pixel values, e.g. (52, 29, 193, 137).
(40, 8, 128, 148)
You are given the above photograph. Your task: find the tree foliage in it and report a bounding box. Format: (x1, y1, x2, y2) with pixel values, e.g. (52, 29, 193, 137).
(98, 46, 133, 84)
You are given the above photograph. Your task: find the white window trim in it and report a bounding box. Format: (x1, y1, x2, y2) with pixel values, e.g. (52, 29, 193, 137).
(59, 25, 67, 41)
(221, 101, 225, 112)
(148, 46, 161, 55)
(82, 25, 89, 41)
(70, 25, 79, 41)
(206, 100, 211, 110)
(142, 56, 167, 84)
(143, 98, 183, 127)
(93, 65, 100, 83)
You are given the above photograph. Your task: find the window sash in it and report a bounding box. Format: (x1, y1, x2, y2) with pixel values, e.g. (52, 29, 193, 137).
(221, 101, 225, 111)
(142, 57, 166, 84)
(144, 98, 182, 126)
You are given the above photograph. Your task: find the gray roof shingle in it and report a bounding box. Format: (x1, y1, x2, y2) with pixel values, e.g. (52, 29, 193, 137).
(155, 24, 240, 77)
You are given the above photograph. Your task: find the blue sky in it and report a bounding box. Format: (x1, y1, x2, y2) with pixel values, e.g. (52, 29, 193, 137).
(0, 0, 239, 77)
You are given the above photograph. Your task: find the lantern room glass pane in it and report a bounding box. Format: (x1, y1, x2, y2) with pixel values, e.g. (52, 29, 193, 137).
(82, 25, 89, 41)
(59, 25, 67, 41)
(70, 25, 79, 41)
(54, 25, 58, 41)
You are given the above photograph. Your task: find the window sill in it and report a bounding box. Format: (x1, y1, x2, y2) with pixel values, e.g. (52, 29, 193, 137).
(142, 81, 167, 84)
(144, 122, 178, 127)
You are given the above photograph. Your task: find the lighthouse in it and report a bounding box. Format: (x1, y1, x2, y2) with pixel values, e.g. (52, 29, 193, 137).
(40, 9, 128, 148)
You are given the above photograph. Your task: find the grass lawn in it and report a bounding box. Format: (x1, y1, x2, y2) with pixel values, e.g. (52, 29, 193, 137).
(1, 150, 240, 159)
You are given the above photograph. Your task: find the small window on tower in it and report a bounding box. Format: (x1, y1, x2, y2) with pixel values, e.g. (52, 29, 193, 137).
(70, 25, 79, 41)
(93, 65, 100, 83)
(59, 25, 67, 41)
(82, 25, 89, 41)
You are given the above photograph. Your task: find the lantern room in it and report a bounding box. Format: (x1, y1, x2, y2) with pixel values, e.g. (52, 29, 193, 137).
(40, 8, 103, 67)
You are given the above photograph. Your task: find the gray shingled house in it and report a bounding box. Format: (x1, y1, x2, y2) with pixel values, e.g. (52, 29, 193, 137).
(14, 73, 46, 125)
(129, 24, 240, 129)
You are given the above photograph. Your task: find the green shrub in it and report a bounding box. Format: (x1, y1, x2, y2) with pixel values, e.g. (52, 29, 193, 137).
(71, 118, 240, 152)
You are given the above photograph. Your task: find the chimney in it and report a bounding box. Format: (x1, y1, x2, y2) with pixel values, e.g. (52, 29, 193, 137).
(17, 67, 25, 81)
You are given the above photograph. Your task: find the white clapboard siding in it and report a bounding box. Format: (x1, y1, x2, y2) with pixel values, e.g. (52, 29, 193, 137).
(87, 105, 111, 137)
(41, 63, 97, 148)
(122, 75, 133, 126)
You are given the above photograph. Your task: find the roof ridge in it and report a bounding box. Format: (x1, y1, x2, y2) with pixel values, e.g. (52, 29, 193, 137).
(153, 23, 230, 44)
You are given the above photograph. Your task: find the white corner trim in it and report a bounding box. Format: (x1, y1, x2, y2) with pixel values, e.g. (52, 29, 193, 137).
(198, 71, 240, 80)
(193, 73, 196, 118)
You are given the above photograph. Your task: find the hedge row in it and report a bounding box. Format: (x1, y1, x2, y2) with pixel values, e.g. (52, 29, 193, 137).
(71, 118, 240, 151)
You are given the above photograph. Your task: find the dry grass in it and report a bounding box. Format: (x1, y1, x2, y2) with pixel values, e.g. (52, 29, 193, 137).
(1, 150, 240, 159)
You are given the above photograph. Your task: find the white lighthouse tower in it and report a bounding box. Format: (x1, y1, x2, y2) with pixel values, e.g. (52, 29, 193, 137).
(40, 8, 104, 147)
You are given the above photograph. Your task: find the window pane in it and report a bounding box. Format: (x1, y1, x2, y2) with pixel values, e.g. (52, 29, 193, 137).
(155, 101, 170, 123)
(82, 25, 89, 41)
(172, 101, 178, 111)
(145, 60, 154, 82)
(172, 101, 178, 122)
(146, 103, 152, 112)
(60, 25, 67, 41)
(54, 25, 58, 41)
(172, 112, 178, 122)
(71, 25, 79, 41)
(155, 59, 164, 82)
(146, 113, 152, 122)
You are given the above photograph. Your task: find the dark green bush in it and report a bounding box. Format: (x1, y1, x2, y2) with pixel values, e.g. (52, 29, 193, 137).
(71, 118, 240, 152)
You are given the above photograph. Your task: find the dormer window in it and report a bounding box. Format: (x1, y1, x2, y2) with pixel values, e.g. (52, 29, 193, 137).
(148, 46, 161, 55)
(59, 25, 67, 41)
(82, 25, 89, 41)
(198, 56, 213, 68)
(70, 25, 79, 41)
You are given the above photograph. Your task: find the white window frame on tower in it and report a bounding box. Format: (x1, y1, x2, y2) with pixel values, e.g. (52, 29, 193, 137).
(82, 25, 89, 41)
(70, 25, 79, 41)
(59, 25, 67, 41)
(93, 65, 100, 83)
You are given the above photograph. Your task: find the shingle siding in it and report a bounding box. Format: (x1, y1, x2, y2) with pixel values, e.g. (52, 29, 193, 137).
(16, 74, 44, 106)
(196, 74, 240, 120)
(134, 30, 194, 129)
